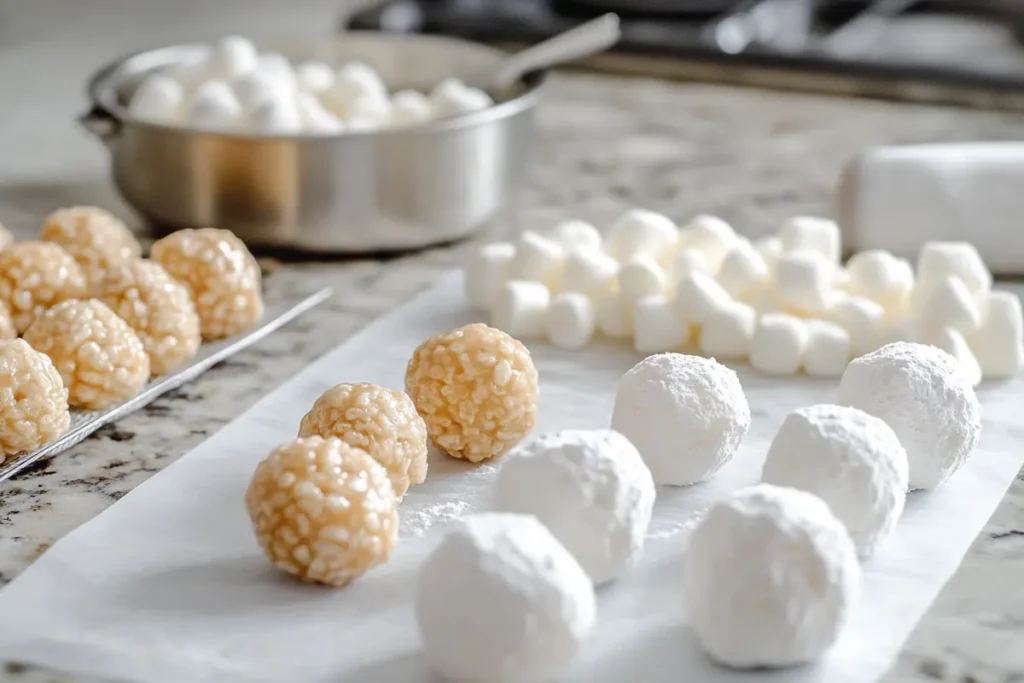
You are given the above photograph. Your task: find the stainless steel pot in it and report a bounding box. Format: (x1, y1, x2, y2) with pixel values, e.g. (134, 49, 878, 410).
(81, 33, 545, 253)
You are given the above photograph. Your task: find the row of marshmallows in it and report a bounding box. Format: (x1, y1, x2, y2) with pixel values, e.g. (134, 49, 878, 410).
(129, 35, 494, 135)
(464, 209, 1024, 383)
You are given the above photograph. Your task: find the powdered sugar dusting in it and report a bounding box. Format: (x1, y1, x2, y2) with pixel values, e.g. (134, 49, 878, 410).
(402, 499, 472, 537)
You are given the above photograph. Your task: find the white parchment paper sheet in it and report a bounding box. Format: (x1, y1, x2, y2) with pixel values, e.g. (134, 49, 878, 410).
(0, 273, 1021, 683)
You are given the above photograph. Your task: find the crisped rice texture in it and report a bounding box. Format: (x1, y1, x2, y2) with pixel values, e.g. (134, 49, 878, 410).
(0, 300, 15, 340)
(299, 383, 428, 498)
(0, 241, 88, 333)
(0, 223, 13, 251)
(40, 206, 141, 289)
(245, 436, 398, 587)
(23, 299, 150, 410)
(0, 339, 70, 457)
(151, 228, 263, 340)
(97, 259, 201, 377)
(405, 323, 539, 463)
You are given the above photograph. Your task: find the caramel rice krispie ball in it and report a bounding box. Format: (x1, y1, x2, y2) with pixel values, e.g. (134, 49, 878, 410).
(0, 241, 88, 333)
(151, 228, 263, 340)
(405, 323, 539, 463)
(0, 223, 13, 252)
(40, 206, 142, 289)
(299, 382, 428, 499)
(97, 259, 201, 377)
(0, 300, 15, 340)
(245, 436, 398, 587)
(23, 299, 150, 410)
(0, 339, 70, 457)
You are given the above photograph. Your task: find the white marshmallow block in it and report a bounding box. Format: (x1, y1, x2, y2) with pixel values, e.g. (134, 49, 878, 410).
(208, 35, 259, 81)
(775, 250, 832, 315)
(605, 208, 678, 262)
(618, 255, 668, 302)
(877, 316, 918, 349)
(232, 69, 292, 114)
(430, 78, 493, 117)
(918, 276, 982, 334)
(717, 242, 770, 300)
(546, 293, 597, 350)
(779, 216, 841, 264)
(562, 249, 618, 298)
(634, 295, 689, 353)
(464, 242, 515, 311)
(247, 97, 302, 134)
(334, 61, 388, 104)
(828, 296, 886, 358)
(388, 89, 433, 127)
(552, 220, 602, 253)
(185, 80, 243, 131)
(295, 61, 335, 94)
(595, 288, 632, 338)
(255, 53, 297, 91)
(801, 321, 852, 378)
(671, 248, 710, 286)
(675, 272, 733, 325)
(755, 236, 783, 276)
(677, 215, 736, 271)
(918, 325, 983, 387)
(491, 280, 550, 340)
(700, 300, 757, 360)
(917, 241, 992, 296)
(508, 231, 565, 290)
(128, 74, 185, 124)
(296, 94, 344, 134)
(750, 314, 808, 376)
(969, 290, 1024, 379)
(845, 249, 914, 311)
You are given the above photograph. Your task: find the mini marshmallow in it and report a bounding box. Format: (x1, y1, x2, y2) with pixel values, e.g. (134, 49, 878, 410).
(671, 248, 710, 285)
(552, 220, 602, 253)
(388, 89, 433, 127)
(464, 242, 515, 311)
(346, 93, 391, 124)
(750, 314, 808, 376)
(430, 78, 493, 117)
(562, 249, 618, 298)
(845, 249, 914, 311)
(717, 242, 770, 300)
(255, 53, 297, 91)
(969, 290, 1024, 379)
(334, 61, 387, 103)
(595, 288, 632, 338)
(296, 94, 343, 134)
(295, 61, 335, 94)
(491, 280, 550, 340)
(618, 255, 668, 302)
(128, 74, 184, 124)
(508, 231, 565, 290)
(605, 209, 678, 262)
(634, 295, 689, 353)
(208, 35, 259, 81)
(918, 325, 983, 387)
(918, 276, 982, 334)
(917, 241, 992, 296)
(546, 293, 596, 350)
(755, 236, 783, 275)
(700, 300, 756, 360)
(185, 80, 242, 131)
(775, 250, 832, 315)
(675, 272, 733, 325)
(232, 69, 292, 113)
(829, 296, 886, 358)
(677, 215, 736, 271)
(779, 216, 841, 264)
(247, 97, 302, 134)
(876, 317, 918, 348)
(802, 321, 852, 378)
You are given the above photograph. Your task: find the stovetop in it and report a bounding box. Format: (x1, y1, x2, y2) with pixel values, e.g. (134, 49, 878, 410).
(344, 0, 1024, 109)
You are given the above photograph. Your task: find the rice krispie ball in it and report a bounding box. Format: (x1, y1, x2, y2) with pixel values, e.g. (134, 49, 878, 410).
(0, 339, 70, 457)
(23, 299, 150, 410)
(0, 241, 88, 333)
(0, 223, 13, 251)
(299, 382, 428, 499)
(97, 259, 201, 377)
(245, 436, 399, 587)
(151, 228, 263, 340)
(405, 323, 539, 463)
(40, 206, 142, 289)
(0, 300, 15, 340)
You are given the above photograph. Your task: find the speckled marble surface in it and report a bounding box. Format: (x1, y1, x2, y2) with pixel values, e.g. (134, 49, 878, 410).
(1, 1, 1023, 681)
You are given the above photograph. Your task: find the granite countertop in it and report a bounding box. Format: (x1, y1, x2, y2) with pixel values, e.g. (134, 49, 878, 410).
(1, 1, 1023, 681)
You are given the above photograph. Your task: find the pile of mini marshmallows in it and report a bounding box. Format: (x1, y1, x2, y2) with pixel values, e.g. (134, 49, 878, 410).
(464, 209, 1024, 382)
(127, 35, 495, 135)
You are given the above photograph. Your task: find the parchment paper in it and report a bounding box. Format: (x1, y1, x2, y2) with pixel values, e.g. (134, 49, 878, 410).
(0, 272, 1021, 683)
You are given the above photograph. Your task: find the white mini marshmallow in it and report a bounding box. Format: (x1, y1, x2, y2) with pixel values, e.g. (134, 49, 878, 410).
(845, 249, 914, 312)
(969, 290, 1024, 379)
(717, 242, 770, 300)
(829, 296, 886, 358)
(802, 320, 852, 378)
(430, 78, 493, 117)
(128, 74, 184, 124)
(255, 53, 297, 91)
(618, 255, 667, 302)
(775, 250, 832, 315)
(546, 293, 597, 350)
(296, 94, 343, 134)
(185, 80, 243, 131)
(165, 59, 211, 91)
(700, 300, 756, 360)
(334, 61, 387, 103)
(750, 314, 808, 376)
(595, 288, 632, 338)
(876, 317, 918, 349)
(464, 241, 515, 311)
(509, 231, 565, 290)
(675, 272, 733, 325)
(232, 69, 292, 113)
(491, 280, 550, 340)
(634, 295, 689, 353)
(553, 220, 602, 253)
(346, 93, 391, 124)
(755, 236, 783, 276)
(918, 325, 983, 387)
(779, 216, 841, 264)
(605, 209, 678, 263)
(918, 276, 982, 334)
(295, 61, 335, 94)
(562, 249, 618, 298)
(677, 215, 736, 272)
(208, 35, 259, 81)
(671, 248, 710, 286)
(388, 89, 433, 127)
(247, 97, 302, 134)
(917, 241, 992, 297)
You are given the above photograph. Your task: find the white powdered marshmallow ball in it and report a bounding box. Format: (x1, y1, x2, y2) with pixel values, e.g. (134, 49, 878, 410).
(917, 241, 992, 296)
(761, 405, 909, 558)
(717, 242, 769, 300)
(605, 209, 677, 262)
(562, 249, 617, 298)
(802, 321, 852, 378)
(494, 429, 656, 584)
(700, 300, 756, 360)
(492, 281, 550, 340)
(208, 35, 259, 80)
(430, 78, 493, 117)
(389, 89, 433, 126)
(837, 342, 982, 490)
(595, 288, 631, 338)
(684, 484, 860, 668)
(918, 276, 981, 334)
(677, 215, 736, 271)
(775, 250, 832, 315)
(829, 296, 886, 358)
(509, 231, 565, 290)
(634, 295, 688, 353)
(618, 255, 667, 302)
(295, 61, 335, 94)
(416, 513, 596, 683)
(128, 74, 184, 124)
(464, 242, 515, 311)
(675, 271, 732, 325)
(248, 96, 302, 134)
(296, 94, 343, 134)
(750, 314, 808, 375)
(969, 291, 1024, 379)
(918, 325, 983, 387)
(611, 353, 751, 486)
(846, 250, 913, 310)
(779, 216, 841, 264)
(552, 220, 602, 253)
(546, 293, 596, 350)
(185, 80, 242, 131)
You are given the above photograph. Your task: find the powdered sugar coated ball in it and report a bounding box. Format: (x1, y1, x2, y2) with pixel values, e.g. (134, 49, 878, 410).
(611, 353, 750, 486)
(23, 299, 150, 410)
(245, 436, 398, 587)
(298, 382, 428, 499)
(40, 206, 142, 289)
(416, 512, 596, 683)
(96, 259, 201, 377)
(0, 241, 88, 333)
(837, 342, 982, 491)
(151, 228, 263, 340)
(761, 404, 909, 558)
(405, 323, 538, 463)
(0, 339, 70, 458)
(684, 484, 860, 668)
(493, 429, 656, 584)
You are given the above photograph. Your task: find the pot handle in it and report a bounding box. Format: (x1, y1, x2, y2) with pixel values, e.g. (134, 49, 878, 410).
(78, 105, 122, 145)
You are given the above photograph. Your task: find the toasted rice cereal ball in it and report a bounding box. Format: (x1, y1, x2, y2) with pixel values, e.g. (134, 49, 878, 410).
(406, 323, 539, 463)
(23, 299, 150, 410)
(245, 436, 398, 587)
(97, 259, 201, 377)
(0, 223, 13, 251)
(151, 228, 263, 340)
(0, 241, 88, 333)
(0, 300, 15, 340)
(0, 339, 70, 457)
(40, 206, 141, 289)
(299, 382, 428, 499)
